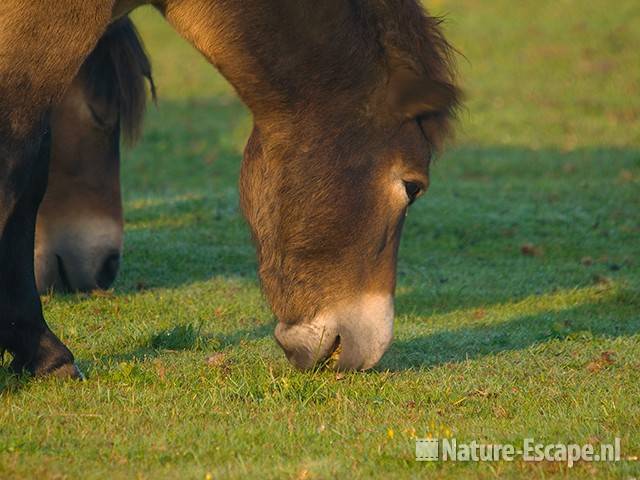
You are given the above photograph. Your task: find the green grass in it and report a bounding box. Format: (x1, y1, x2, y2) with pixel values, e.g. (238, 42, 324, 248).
(2, 1, 640, 478)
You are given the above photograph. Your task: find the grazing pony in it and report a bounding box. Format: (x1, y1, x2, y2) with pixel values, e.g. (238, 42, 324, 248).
(35, 17, 154, 294)
(0, 0, 459, 377)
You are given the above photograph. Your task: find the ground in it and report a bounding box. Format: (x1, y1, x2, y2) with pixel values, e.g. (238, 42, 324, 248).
(1, 0, 639, 478)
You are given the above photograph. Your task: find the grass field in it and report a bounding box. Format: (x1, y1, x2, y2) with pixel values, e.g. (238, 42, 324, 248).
(2, 1, 639, 478)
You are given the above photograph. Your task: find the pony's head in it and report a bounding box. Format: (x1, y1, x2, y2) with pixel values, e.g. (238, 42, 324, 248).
(237, 3, 460, 370)
(35, 17, 154, 293)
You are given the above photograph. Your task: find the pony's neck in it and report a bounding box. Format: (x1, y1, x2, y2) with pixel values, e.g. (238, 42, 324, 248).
(159, 0, 380, 121)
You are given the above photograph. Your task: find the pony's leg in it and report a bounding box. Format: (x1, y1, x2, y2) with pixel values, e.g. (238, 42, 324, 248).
(0, 1, 113, 377)
(0, 119, 81, 377)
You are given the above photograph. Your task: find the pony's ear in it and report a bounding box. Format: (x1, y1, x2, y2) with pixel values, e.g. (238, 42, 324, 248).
(387, 68, 458, 119)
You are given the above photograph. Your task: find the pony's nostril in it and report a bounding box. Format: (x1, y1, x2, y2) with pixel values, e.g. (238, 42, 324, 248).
(95, 252, 120, 289)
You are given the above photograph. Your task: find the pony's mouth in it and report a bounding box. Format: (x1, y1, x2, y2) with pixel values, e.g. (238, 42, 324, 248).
(324, 335, 342, 368)
(275, 292, 393, 370)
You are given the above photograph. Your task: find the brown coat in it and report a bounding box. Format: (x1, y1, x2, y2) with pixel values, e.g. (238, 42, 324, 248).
(0, 0, 459, 375)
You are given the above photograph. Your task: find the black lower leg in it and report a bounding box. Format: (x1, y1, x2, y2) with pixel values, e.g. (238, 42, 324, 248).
(0, 120, 79, 378)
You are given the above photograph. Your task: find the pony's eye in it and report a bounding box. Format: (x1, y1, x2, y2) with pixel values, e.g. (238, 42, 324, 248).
(404, 181, 422, 205)
(88, 102, 117, 130)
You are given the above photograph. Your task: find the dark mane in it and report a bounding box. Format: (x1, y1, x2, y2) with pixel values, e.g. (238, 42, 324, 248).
(81, 16, 156, 145)
(356, 1, 461, 146)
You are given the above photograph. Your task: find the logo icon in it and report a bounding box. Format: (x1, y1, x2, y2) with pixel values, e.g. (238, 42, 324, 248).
(416, 439, 439, 461)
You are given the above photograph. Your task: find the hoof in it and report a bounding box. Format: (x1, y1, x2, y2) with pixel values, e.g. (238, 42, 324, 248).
(11, 357, 83, 380)
(46, 362, 85, 380)
(9, 328, 80, 379)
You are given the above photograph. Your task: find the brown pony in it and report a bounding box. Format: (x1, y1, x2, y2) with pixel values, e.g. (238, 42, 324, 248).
(0, 0, 459, 377)
(35, 17, 154, 293)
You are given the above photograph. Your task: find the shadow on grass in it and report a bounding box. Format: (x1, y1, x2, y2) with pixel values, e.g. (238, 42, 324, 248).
(4, 288, 637, 389)
(9, 142, 635, 387)
(379, 288, 640, 371)
(80, 322, 273, 374)
(113, 193, 257, 294)
(0, 322, 272, 392)
(113, 142, 638, 311)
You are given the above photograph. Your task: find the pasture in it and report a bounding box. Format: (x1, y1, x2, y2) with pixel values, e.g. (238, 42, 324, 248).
(1, 0, 639, 478)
